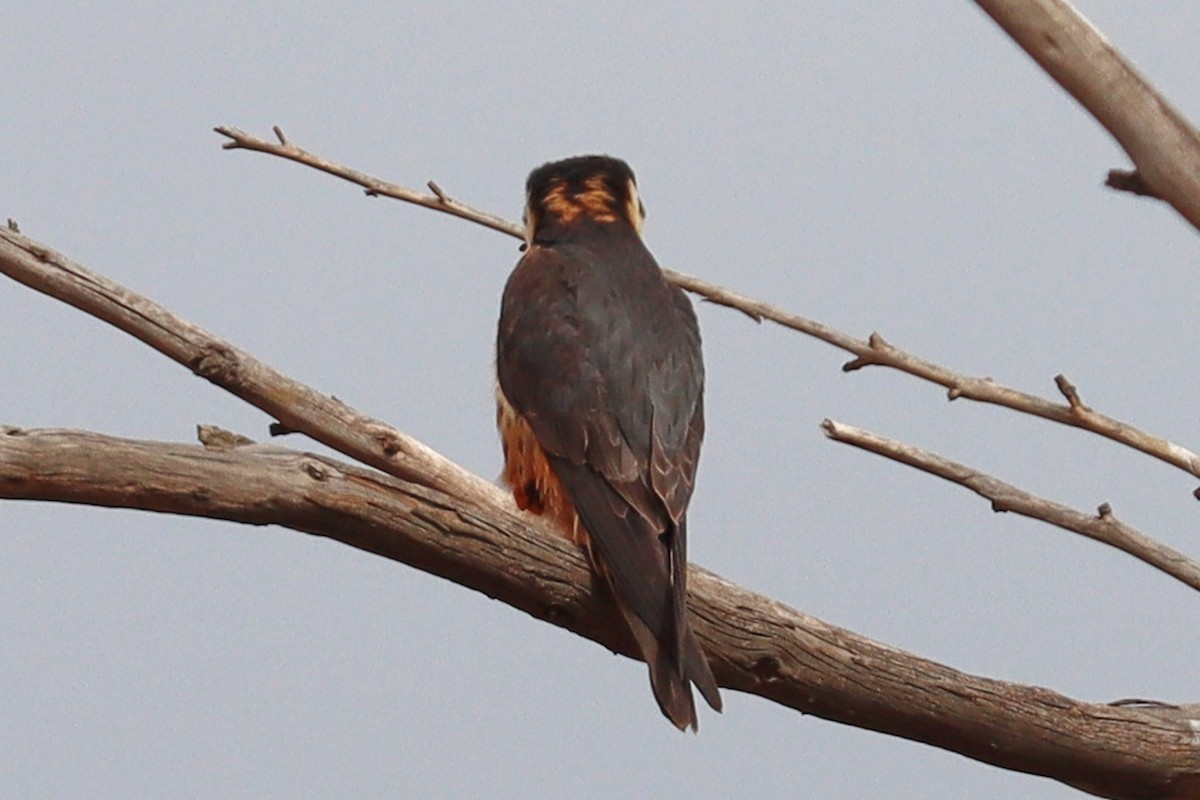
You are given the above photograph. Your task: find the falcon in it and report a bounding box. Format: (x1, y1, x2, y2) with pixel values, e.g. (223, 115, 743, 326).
(495, 155, 722, 730)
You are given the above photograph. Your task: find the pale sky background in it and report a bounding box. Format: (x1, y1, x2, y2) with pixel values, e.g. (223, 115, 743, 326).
(4, 2, 1200, 798)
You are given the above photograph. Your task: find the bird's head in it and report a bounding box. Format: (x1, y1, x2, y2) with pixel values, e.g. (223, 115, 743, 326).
(523, 155, 645, 244)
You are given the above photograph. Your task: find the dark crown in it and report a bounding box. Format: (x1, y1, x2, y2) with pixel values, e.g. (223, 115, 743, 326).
(524, 155, 644, 236)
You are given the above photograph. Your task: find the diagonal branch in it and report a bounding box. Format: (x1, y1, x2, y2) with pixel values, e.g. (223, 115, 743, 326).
(822, 419, 1200, 593)
(3, 425, 1200, 799)
(216, 125, 522, 238)
(0, 226, 488, 502)
(211, 127, 1200, 485)
(970, 0, 1200, 230)
(4, 219, 1200, 795)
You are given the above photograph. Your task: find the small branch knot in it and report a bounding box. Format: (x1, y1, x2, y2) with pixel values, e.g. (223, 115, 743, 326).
(192, 345, 241, 383)
(843, 332, 894, 372)
(752, 655, 783, 683)
(376, 433, 404, 457)
(1055, 374, 1088, 412)
(197, 424, 256, 449)
(1105, 168, 1158, 198)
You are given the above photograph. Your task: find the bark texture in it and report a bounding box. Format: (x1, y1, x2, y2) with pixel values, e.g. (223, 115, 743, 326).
(4, 426, 1199, 800)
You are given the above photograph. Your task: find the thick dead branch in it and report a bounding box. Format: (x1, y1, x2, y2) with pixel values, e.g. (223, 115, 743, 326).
(822, 419, 1200, 593)
(211, 128, 1200, 484)
(3, 425, 1200, 799)
(971, 0, 1200, 230)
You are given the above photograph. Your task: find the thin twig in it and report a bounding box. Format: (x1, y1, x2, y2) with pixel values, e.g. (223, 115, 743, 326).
(215, 126, 521, 238)
(822, 419, 1200, 593)
(213, 125, 1200, 484)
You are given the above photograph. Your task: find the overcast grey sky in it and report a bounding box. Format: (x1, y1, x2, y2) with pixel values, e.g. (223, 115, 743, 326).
(5, 2, 1200, 797)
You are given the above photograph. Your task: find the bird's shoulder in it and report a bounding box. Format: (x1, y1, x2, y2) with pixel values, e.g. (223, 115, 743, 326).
(497, 239, 702, 493)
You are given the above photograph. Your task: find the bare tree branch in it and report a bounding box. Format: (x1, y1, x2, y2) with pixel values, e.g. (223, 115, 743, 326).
(822, 419, 1200, 593)
(4, 425, 1200, 799)
(8, 209, 1196, 602)
(0, 226, 488, 502)
(215, 125, 522, 238)
(211, 127, 1200, 486)
(4, 217, 1200, 795)
(3, 3, 1194, 795)
(5, 117, 1199, 792)
(971, 0, 1200, 230)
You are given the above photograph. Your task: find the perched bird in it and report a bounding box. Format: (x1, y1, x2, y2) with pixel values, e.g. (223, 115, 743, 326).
(495, 155, 722, 730)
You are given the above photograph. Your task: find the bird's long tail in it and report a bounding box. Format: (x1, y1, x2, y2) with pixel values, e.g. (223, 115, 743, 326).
(614, 588, 722, 732)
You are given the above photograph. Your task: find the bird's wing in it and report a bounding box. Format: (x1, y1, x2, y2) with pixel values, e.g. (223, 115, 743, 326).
(497, 242, 719, 724)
